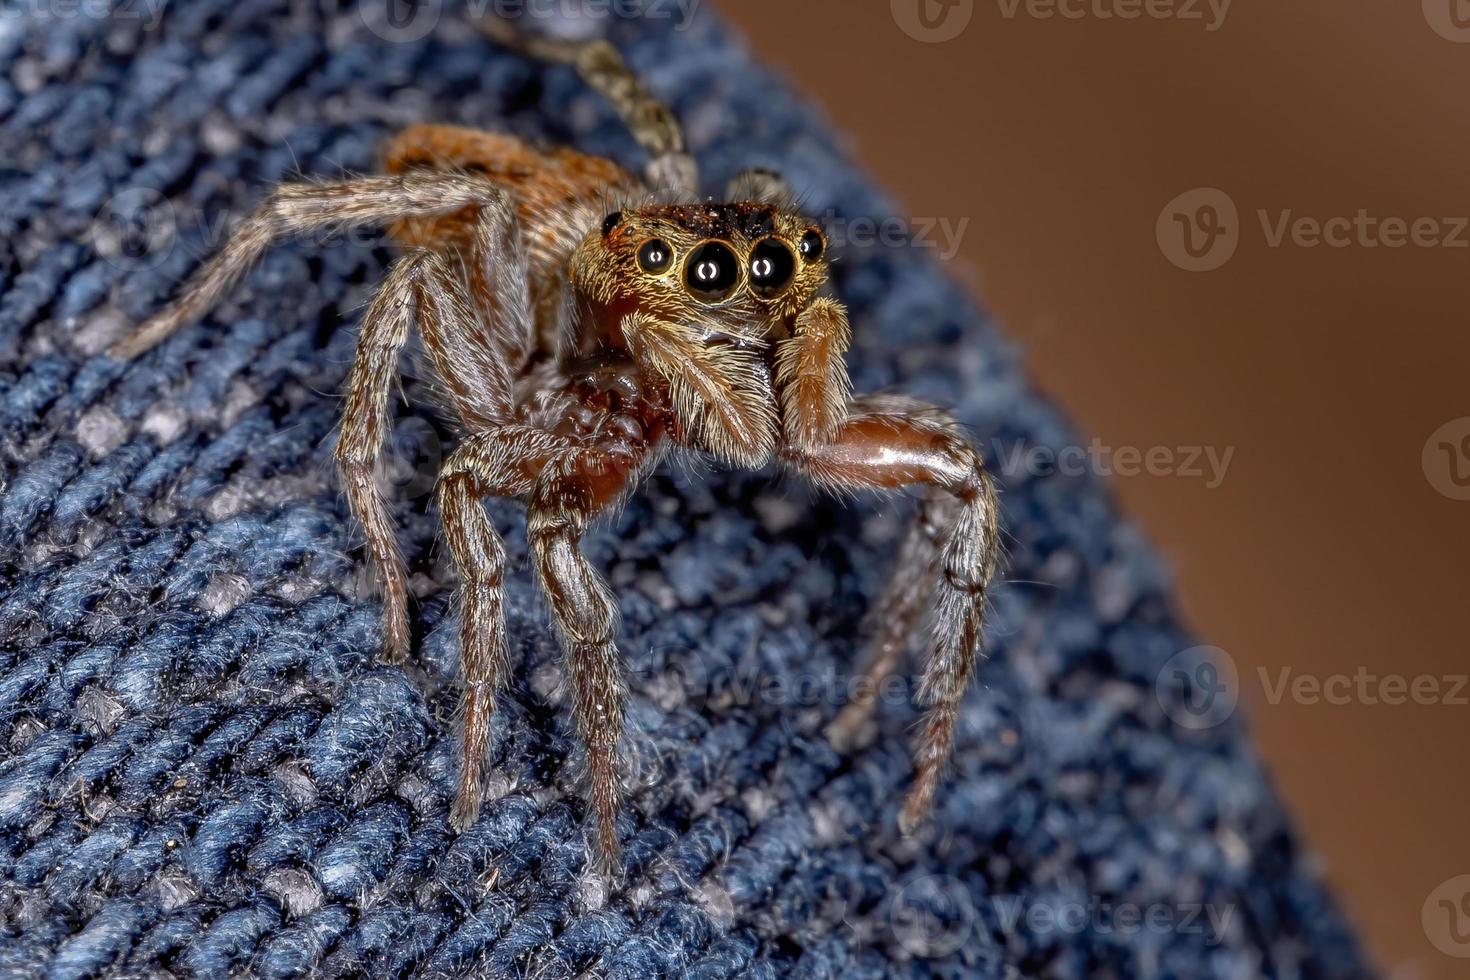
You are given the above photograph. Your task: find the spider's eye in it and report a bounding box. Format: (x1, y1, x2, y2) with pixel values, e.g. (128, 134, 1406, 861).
(637, 238, 674, 274)
(798, 229, 825, 262)
(684, 241, 739, 302)
(748, 238, 796, 299)
(602, 211, 624, 236)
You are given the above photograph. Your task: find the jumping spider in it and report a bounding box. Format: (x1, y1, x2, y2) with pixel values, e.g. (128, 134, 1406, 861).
(107, 20, 1001, 869)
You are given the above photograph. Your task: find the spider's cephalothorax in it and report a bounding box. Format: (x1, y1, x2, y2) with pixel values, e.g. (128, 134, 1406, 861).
(108, 20, 1001, 872)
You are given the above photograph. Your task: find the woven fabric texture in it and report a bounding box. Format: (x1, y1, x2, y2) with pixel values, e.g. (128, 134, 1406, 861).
(0, 3, 1370, 977)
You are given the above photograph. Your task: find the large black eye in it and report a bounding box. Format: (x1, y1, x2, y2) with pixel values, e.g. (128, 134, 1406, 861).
(749, 238, 796, 299)
(637, 238, 673, 274)
(798, 229, 825, 262)
(684, 241, 739, 301)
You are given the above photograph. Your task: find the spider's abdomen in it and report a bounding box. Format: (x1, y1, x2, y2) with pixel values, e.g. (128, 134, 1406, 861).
(381, 124, 642, 355)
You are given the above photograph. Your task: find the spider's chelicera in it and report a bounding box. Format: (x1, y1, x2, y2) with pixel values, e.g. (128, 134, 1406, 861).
(107, 18, 1002, 872)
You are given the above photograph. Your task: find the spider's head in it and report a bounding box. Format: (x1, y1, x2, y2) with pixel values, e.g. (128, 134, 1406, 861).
(571, 202, 830, 338)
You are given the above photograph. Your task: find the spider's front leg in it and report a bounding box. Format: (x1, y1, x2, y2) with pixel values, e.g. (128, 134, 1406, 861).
(526, 443, 649, 868)
(438, 425, 577, 831)
(785, 395, 1001, 834)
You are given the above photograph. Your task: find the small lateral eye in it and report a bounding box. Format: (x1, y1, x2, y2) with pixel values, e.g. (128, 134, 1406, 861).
(601, 211, 624, 236)
(748, 238, 796, 299)
(637, 238, 674, 274)
(684, 241, 740, 302)
(798, 229, 825, 261)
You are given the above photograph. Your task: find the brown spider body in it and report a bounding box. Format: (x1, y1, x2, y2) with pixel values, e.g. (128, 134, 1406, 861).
(108, 23, 1001, 872)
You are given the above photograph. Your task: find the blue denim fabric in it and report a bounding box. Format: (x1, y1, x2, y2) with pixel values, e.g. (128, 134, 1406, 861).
(0, 2, 1370, 977)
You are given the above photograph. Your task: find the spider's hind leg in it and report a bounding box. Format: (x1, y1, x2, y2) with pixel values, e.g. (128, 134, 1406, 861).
(726, 168, 793, 205)
(477, 15, 698, 195)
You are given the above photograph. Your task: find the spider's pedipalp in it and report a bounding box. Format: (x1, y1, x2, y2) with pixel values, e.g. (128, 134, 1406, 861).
(621, 312, 777, 469)
(775, 297, 853, 451)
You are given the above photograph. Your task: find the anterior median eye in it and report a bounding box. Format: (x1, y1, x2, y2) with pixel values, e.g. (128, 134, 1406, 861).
(684, 241, 739, 301)
(748, 238, 796, 298)
(637, 238, 673, 274)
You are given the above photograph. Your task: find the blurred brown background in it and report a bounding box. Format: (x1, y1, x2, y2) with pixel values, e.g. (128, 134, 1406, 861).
(716, 0, 1470, 975)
